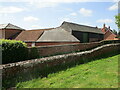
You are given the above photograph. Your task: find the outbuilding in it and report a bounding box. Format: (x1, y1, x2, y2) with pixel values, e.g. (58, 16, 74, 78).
(60, 21, 104, 43)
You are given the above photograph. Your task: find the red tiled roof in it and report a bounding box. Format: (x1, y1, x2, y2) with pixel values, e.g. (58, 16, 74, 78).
(15, 28, 53, 41)
(15, 30, 44, 41)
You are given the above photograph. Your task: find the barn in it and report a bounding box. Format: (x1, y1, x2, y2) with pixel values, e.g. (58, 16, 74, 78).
(15, 27, 80, 46)
(35, 27, 80, 46)
(0, 22, 107, 46)
(60, 21, 104, 43)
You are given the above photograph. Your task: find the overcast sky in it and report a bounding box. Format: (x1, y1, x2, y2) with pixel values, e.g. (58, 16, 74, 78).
(0, 0, 119, 31)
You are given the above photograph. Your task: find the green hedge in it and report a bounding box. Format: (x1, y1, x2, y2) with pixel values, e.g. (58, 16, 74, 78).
(1, 39, 120, 64)
(1, 39, 28, 64)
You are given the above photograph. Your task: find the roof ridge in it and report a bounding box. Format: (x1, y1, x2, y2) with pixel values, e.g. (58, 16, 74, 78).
(105, 30, 117, 36)
(63, 21, 97, 29)
(4, 23, 9, 29)
(1, 23, 24, 30)
(27, 28, 54, 31)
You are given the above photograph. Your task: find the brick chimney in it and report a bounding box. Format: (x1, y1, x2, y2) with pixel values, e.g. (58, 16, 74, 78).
(103, 23, 106, 28)
(108, 26, 110, 30)
(101, 23, 106, 33)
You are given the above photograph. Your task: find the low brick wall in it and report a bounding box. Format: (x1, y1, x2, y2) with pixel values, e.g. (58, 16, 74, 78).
(1, 43, 120, 88)
(28, 42, 101, 57)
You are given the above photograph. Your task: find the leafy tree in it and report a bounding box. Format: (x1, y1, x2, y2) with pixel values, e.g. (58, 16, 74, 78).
(112, 29, 117, 35)
(115, 13, 120, 29)
(118, 30, 120, 36)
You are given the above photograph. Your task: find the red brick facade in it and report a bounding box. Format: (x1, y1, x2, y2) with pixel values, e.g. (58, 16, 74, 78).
(0, 29, 5, 39)
(104, 30, 117, 40)
(101, 24, 118, 40)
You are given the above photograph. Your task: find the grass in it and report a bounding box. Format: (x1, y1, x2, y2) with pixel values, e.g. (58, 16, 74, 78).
(16, 54, 119, 88)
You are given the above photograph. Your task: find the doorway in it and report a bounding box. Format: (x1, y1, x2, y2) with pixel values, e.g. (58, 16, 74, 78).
(83, 33, 89, 43)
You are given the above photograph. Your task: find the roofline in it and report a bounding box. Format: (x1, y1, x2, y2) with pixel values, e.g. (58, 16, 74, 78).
(62, 21, 98, 29)
(4, 23, 9, 29)
(104, 30, 117, 36)
(27, 28, 54, 31)
(2, 23, 25, 30)
(3, 29, 25, 31)
(61, 21, 104, 34)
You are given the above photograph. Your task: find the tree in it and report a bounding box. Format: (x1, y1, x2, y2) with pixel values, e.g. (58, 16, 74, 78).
(115, 13, 120, 29)
(112, 29, 117, 35)
(118, 30, 120, 36)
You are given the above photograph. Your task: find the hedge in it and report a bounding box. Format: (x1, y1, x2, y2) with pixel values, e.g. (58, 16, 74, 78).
(1, 39, 120, 64)
(1, 39, 28, 64)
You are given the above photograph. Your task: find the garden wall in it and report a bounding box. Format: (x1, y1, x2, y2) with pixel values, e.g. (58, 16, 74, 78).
(28, 42, 101, 57)
(2, 43, 120, 88)
(28, 40, 120, 57)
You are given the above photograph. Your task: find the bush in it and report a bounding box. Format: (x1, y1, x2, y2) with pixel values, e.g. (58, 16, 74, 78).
(1, 39, 28, 64)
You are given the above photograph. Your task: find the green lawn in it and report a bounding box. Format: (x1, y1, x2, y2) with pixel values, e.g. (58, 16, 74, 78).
(16, 54, 119, 88)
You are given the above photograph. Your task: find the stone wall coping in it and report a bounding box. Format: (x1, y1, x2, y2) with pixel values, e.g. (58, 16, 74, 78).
(1, 43, 120, 69)
(28, 42, 100, 48)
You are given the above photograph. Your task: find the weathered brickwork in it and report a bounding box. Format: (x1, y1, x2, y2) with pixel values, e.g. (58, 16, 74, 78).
(1, 43, 120, 88)
(28, 42, 101, 57)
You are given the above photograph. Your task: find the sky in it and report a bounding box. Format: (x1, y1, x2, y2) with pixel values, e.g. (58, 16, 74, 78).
(0, 0, 119, 31)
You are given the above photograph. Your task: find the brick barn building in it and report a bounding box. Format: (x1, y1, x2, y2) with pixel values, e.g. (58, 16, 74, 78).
(0, 22, 118, 46)
(15, 27, 80, 46)
(60, 21, 104, 43)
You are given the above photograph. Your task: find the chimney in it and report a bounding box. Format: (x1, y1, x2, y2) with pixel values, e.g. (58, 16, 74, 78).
(103, 23, 106, 28)
(108, 26, 110, 30)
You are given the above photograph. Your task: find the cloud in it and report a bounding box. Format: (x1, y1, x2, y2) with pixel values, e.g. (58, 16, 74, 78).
(112, 0, 119, 2)
(79, 8, 92, 16)
(0, 0, 119, 9)
(29, 1, 58, 8)
(0, 6, 24, 14)
(70, 12, 77, 16)
(24, 16, 39, 22)
(28, 0, 113, 8)
(108, 3, 118, 10)
(79, 22, 93, 26)
(0, 0, 119, 2)
(96, 19, 113, 23)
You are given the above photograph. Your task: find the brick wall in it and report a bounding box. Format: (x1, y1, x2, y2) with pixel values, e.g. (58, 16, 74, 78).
(26, 42, 80, 47)
(28, 42, 101, 57)
(0, 29, 5, 39)
(2, 43, 120, 88)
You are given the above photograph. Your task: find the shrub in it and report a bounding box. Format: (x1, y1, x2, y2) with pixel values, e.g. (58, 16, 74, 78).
(1, 39, 28, 64)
